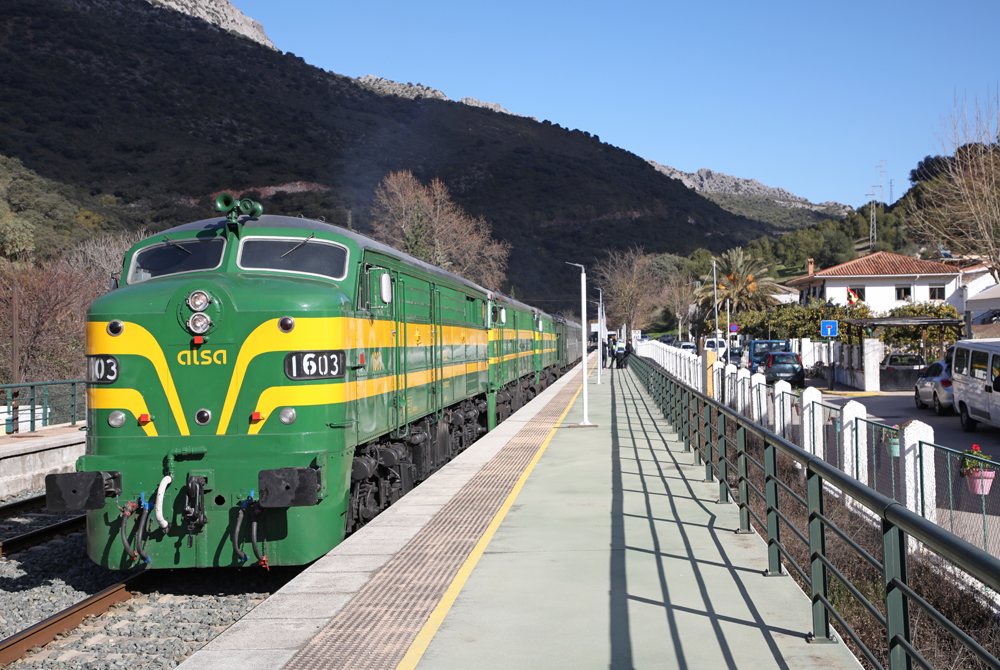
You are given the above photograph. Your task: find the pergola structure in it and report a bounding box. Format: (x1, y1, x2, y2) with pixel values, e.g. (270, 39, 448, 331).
(839, 316, 964, 368)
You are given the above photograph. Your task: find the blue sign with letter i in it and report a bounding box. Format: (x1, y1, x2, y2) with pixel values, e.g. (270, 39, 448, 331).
(821, 320, 838, 338)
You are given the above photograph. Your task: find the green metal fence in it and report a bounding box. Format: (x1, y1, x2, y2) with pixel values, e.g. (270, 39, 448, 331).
(630, 354, 1000, 670)
(918, 440, 1000, 558)
(0, 380, 85, 433)
(857, 418, 901, 502)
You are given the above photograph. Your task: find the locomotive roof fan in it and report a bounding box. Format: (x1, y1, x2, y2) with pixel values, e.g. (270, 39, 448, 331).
(215, 192, 264, 234)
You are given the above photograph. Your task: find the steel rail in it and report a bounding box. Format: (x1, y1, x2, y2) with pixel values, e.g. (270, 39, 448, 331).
(0, 494, 46, 518)
(0, 515, 86, 556)
(0, 571, 154, 665)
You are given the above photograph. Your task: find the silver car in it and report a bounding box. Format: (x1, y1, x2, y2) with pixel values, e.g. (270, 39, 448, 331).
(914, 360, 953, 415)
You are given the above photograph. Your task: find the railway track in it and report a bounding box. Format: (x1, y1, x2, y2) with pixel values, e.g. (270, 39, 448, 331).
(0, 571, 154, 666)
(0, 494, 87, 557)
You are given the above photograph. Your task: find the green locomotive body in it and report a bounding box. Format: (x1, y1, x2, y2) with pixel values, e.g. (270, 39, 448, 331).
(47, 207, 580, 569)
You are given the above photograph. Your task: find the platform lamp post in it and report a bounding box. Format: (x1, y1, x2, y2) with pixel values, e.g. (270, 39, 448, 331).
(566, 262, 595, 426)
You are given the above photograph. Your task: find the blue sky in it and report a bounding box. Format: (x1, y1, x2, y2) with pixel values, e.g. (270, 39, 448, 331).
(234, 0, 998, 208)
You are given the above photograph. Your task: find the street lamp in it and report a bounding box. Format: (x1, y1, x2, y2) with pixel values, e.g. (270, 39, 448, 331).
(566, 262, 595, 426)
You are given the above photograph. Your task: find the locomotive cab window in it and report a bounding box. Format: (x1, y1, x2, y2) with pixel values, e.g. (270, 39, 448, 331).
(237, 236, 348, 281)
(128, 238, 225, 284)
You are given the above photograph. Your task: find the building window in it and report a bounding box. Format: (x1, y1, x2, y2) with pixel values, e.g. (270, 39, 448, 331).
(895, 285, 912, 301)
(848, 286, 865, 302)
(929, 285, 945, 301)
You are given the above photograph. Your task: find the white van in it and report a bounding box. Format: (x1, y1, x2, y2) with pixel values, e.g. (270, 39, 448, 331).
(950, 339, 1000, 431)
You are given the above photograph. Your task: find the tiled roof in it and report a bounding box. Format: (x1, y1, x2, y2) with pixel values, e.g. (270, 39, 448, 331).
(787, 252, 959, 286)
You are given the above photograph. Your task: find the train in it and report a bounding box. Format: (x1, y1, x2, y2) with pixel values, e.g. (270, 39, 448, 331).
(45, 195, 582, 569)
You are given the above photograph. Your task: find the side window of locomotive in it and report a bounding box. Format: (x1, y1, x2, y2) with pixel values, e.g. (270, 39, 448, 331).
(238, 237, 348, 280)
(128, 238, 225, 284)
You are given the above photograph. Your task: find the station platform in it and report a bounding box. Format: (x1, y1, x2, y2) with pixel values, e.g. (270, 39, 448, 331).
(178, 357, 861, 670)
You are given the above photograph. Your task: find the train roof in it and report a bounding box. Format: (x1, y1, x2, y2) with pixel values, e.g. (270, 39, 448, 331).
(158, 214, 571, 324)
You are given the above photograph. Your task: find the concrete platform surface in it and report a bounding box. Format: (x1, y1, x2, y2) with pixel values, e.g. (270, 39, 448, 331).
(179, 360, 861, 670)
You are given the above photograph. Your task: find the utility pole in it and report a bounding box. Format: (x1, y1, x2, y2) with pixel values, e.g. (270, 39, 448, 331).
(712, 260, 719, 340)
(868, 190, 877, 252)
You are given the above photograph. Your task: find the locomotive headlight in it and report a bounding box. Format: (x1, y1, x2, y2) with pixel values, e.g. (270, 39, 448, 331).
(108, 410, 127, 428)
(187, 290, 211, 312)
(279, 407, 297, 425)
(107, 320, 124, 336)
(194, 409, 212, 426)
(187, 313, 212, 334)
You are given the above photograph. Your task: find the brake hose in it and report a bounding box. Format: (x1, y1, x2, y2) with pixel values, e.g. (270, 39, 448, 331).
(251, 504, 268, 569)
(232, 507, 248, 563)
(119, 501, 139, 561)
(135, 504, 151, 563)
(154, 475, 172, 530)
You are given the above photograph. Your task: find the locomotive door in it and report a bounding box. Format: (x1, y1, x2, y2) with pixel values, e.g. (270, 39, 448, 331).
(393, 274, 408, 437)
(432, 287, 444, 417)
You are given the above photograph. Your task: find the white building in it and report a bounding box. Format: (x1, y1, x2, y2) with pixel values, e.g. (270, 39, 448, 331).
(786, 252, 963, 313)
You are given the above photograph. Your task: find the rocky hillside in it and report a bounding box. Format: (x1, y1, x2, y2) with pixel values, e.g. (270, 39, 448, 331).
(146, 0, 273, 48)
(649, 160, 852, 227)
(0, 0, 817, 313)
(355, 76, 537, 120)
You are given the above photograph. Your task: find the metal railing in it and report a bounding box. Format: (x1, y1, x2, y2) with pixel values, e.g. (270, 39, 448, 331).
(0, 380, 85, 433)
(630, 354, 1000, 670)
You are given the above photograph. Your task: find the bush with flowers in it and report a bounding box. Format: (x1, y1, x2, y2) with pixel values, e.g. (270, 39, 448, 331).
(959, 444, 993, 477)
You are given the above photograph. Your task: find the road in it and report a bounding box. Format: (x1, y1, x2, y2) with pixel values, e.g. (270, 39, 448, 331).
(817, 387, 1000, 462)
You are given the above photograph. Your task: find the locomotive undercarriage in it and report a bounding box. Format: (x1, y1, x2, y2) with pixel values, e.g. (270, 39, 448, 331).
(345, 366, 562, 534)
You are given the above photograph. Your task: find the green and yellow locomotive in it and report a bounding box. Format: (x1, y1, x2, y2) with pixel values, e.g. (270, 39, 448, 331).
(46, 197, 581, 569)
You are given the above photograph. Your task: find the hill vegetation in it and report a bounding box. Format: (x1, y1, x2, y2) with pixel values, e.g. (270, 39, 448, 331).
(0, 0, 818, 313)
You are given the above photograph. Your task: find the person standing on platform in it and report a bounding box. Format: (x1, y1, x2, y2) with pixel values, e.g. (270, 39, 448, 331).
(601, 338, 609, 369)
(615, 338, 626, 368)
(624, 339, 634, 368)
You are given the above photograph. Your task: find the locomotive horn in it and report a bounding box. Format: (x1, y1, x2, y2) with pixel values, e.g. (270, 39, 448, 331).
(215, 193, 235, 213)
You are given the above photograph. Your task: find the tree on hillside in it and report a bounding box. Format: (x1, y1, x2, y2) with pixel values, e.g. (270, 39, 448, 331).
(697, 247, 779, 316)
(370, 171, 510, 288)
(906, 92, 1000, 281)
(593, 246, 665, 333)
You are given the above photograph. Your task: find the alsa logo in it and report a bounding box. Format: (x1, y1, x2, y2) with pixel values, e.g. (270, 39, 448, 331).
(370, 351, 385, 372)
(177, 350, 227, 366)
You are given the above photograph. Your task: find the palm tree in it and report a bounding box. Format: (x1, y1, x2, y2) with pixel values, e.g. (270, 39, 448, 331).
(697, 247, 780, 314)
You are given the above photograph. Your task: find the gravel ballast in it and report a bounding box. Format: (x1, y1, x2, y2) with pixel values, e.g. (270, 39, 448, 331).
(2, 532, 302, 668)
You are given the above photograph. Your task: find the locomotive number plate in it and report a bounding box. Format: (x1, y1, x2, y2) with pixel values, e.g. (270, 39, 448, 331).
(86, 355, 120, 384)
(284, 350, 346, 380)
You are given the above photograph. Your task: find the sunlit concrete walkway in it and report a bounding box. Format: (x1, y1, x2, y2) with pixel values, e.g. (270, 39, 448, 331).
(414, 364, 862, 670)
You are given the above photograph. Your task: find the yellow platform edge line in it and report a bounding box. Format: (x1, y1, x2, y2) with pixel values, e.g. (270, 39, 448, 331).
(395, 361, 594, 670)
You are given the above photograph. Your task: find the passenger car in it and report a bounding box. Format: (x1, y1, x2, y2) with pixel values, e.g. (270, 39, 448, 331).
(678, 342, 696, 353)
(950, 339, 1000, 432)
(914, 360, 952, 415)
(749, 340, 791, 370)
(880, 353, 927, 371)
(762, 352, 805, 388)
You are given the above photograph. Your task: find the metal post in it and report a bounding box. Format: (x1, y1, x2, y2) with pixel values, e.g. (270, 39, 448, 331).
(717, 412, 728, 499)
(737, 426, 751, 532)
(883, 521, 912, 670)
(596, 289, 603, 385)
(683, 389, 692, 452)
(11, 283, 18, 434)
(765, 441, 783, 576)
(29, 383, 36, 432)
(712, 259, 719, 341)
(566, 263, 593, 426)
(71, 382, 77, 426)
(702, 402, 712, 476)
(808, 469, 832, 641)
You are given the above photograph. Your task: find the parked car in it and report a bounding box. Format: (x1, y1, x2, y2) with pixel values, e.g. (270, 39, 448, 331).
(678, 342, 696, 353)
(658, 335, 676, 345)
(762, 352, 805, 388)
(880, 353, 927, 371)
(950, 339, 1000, 432)
(914, 360, 953, 415)
(704, 337, 727, 358)
(748, 340, 791, 370)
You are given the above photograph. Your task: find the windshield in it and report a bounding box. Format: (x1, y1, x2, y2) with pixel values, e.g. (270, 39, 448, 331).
(129, 238, 225, 284)
(770, 353, 799, 366)
(753, 341, 789, 355)
(890, 355, 924, 366)
(238, 238, 348, 280)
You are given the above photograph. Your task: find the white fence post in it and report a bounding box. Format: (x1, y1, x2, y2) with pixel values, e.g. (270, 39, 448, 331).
(900, 420, 936, 532)
(773, 380, 792, 438)
(736, 369, 750, 415)
(800, 387, 822, 455)
(750, 373, 766, 422)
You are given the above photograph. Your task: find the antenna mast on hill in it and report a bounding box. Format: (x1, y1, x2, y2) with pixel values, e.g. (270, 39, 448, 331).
(868, 190, 877, 252)
(877, 160, 886, 205)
